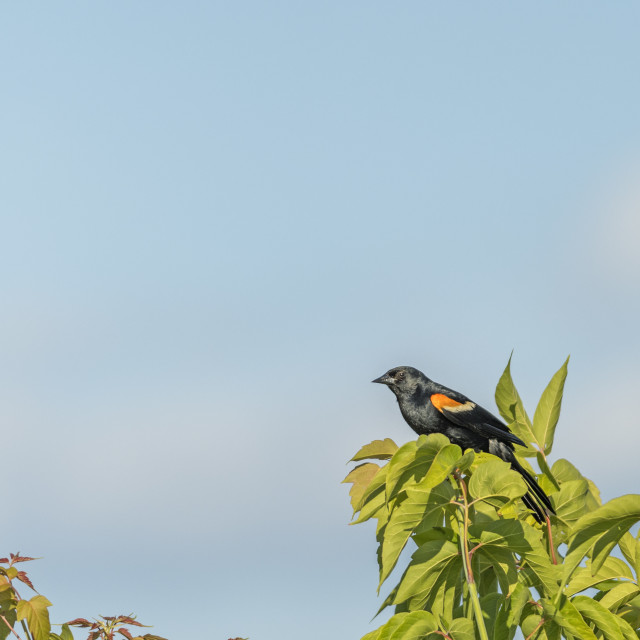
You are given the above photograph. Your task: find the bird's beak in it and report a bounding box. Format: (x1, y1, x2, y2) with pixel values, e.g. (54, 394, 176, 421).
(372, 373, 392, 385)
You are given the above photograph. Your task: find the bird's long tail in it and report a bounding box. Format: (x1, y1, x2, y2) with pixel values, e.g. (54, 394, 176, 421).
(511, 457, 555, 523)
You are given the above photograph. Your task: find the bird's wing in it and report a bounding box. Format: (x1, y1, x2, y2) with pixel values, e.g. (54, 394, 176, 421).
(430, 393, 525, 447)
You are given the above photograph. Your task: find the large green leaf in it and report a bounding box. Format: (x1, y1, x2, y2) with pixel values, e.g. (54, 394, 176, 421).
(572, 595, 635, 640)
(532, 356, 569, 456)
(447, 618, 475, 640)
(541, 458, 601, 520)
(505, 583, 531, 637)
(543, 596, 598, 640)
(385, 434, 459, 503)
(599, 582, 640, 612)
(618, 532, 640, 581)
(494, 355, 537, 456)
(563, 495, 640, 584)
(475, 546, 518, 596)
(552, 478, 590, 523)
(391, 537, 461, 610)
(479, 592, 506, 640)
(352, 439, 399, 462)
(565, 556, 635, 596)
(468, 458, 528, 510)
(0, 583, 17, 640)
(16, 596, 52, 640)
(378, 481, 455, 588)
(472, 519, 560, 595)
(361, 611, 440, 640)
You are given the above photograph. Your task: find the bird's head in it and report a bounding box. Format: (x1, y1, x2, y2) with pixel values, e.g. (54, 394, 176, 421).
(372, 366, 425, 395)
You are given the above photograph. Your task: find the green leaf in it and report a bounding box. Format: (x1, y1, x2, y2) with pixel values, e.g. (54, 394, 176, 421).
(536, 452, 560, 492)
(475, 546, 518, 596)
(470, 519, 560, 595)
(552, 478, 590, 523)
(532, 356, 569, 456)
(352, 465, 388, 523)
(351, 438, 399, 462)
(599, 582, 640, 612)
(16, 595, 52, 640)
(378, 481, 455, 588)
(479, 592, 505, 640)
(572, 595, 634, 640)
(544, 596, 599, 640)
(391, 538, 461, 610)
(0, 607, 17, 640)
(447, 618, 475, 640)
(59, 624, 75, 640)
(344, 462, 382, 511)
(385, 434, 458, 503)
(468, 458, 528, 510)
(563, 494, 640, 585)
(565, 556, 635, 596)
(520, 614, 544, 639)
(550, 458, 585, 483)
(0, 580, 16, 609)
(494, 354, 537, 456)
(506, 583, 531, 634)
(363, 611, 439, 640)
(618, 532, 640, 581)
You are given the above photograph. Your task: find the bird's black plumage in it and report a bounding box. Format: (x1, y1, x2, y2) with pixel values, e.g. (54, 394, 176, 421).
(372, 365, 554, 522)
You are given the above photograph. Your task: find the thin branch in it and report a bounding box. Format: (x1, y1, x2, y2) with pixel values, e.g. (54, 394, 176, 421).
(545, 514, 557, 565)
(524, 617, 545, 640)
(0, 615, 23, 640)
(454, 473, 489, 640)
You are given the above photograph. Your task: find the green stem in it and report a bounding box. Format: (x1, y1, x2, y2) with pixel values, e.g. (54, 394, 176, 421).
(19, 620, 33, 640)
(455, 474, 489, 640)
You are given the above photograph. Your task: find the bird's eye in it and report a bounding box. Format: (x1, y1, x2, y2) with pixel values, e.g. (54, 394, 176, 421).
(396, 371, 405, 380)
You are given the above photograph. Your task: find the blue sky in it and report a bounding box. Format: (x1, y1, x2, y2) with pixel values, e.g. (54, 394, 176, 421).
(1, 3, 640, 639)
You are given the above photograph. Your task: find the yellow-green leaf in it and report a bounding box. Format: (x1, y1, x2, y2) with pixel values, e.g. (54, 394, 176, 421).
(16, 595, 52, 640)
(572, 595, 632, 640)
(563, 494, 640, 586)
(599, 582, 640, 612)
(343, 462, 381, 511)
(351, 438, 399, 462)
(532, 356, 569, 456)
(494, 354, 537, 456)
(565, 556, 635, 596)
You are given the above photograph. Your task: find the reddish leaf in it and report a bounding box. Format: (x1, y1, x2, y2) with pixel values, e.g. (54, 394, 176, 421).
(0, 558, 9, 564)
(117, 617, 146, 627)
(118, 630, 134, 640)
(87, 632, 101, 640)
(9, 553, 38, 564)
(66, 618, 94, 627)
(16, 571, 35, 591)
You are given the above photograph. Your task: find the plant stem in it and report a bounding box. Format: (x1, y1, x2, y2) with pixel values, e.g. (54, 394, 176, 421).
(455, 474, 489, 640)
(19, 620, 33, 640)
(0, 615, 23, 640)
(524, 617, 545, 640)
(545, 514, 557, 565)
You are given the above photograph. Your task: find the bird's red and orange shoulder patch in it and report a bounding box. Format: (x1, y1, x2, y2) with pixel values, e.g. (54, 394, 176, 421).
(430, 394, 476, 414)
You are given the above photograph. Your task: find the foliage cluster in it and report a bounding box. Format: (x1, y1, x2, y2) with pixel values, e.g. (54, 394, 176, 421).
(0, 554, 167, 640)
(345, 357, 640, 640)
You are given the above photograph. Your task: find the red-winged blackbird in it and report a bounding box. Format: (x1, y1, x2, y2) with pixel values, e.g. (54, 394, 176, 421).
(372, 365, 554, 522)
